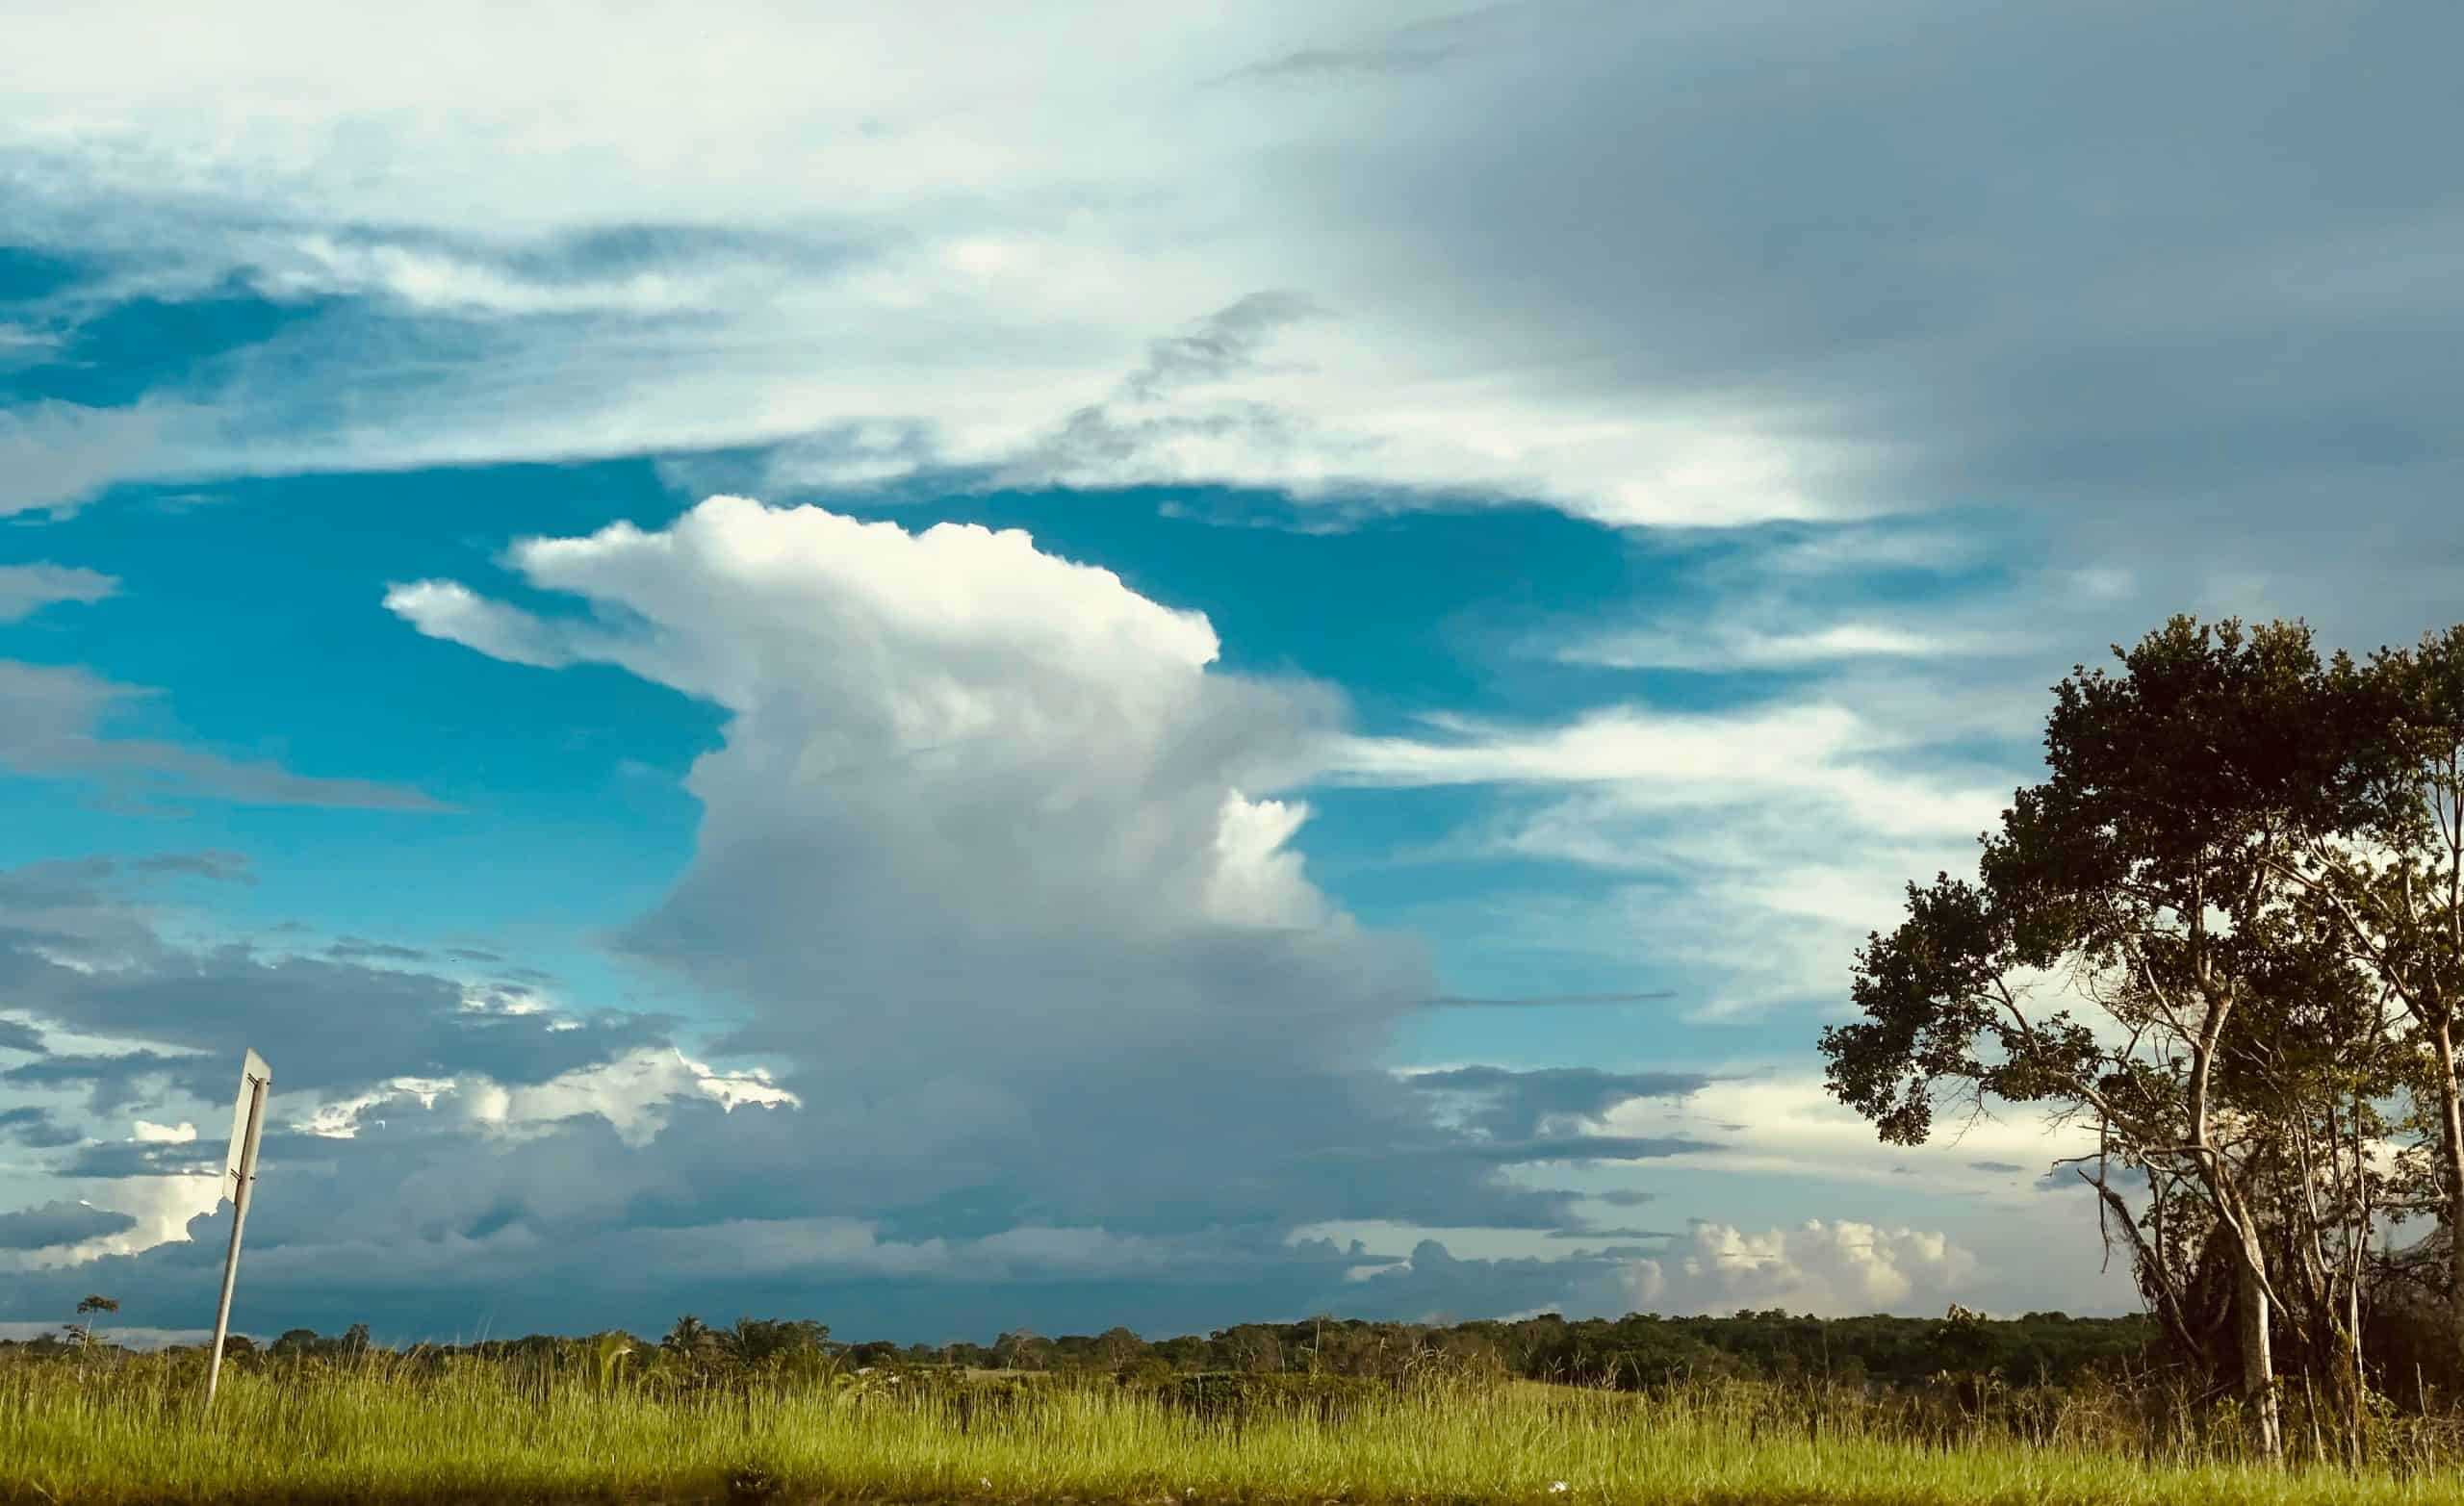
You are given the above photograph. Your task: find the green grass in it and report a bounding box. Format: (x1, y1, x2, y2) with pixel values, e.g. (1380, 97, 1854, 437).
(7, 1359, 2461, 1506)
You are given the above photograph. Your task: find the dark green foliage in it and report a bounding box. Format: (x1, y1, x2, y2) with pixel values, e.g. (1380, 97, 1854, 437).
(1510, 1309, 2155, 1391)
(6, 1308, 2164, 1395)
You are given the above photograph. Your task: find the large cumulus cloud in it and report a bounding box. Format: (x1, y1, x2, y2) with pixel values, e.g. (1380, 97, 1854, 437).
(0, 498, 1738, 1338)
(374, 498, 1639, 1253)
(388, 497, 1424, 1077)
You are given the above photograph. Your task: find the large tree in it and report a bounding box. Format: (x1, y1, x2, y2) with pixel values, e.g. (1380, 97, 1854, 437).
(2267, 625, 2464, 1376)
(1821, 618, 2381, 1456)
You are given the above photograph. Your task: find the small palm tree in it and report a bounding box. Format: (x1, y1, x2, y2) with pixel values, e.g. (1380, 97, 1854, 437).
(72, 1294, 118, 1350)
(662, 1315, 715, 1362)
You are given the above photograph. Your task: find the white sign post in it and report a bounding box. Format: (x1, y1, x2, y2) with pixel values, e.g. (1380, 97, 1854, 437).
(205, 1048, 270, 1411)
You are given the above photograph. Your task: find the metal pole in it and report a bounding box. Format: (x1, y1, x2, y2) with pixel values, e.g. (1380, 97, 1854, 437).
(205, 1074, 266, 1411)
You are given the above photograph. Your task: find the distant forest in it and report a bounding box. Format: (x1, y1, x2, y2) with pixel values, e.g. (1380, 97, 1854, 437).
(12, 1308, 2163, 1392)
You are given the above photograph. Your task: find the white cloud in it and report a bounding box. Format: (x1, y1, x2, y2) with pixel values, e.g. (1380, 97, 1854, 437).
(1561, 622, 1989, 672)
(375, 581, 578, 670)
(1288, 1218, 1642, 1265)
(0, 1323, 212, 1349)
(1622, 1218, 1978, 1317)
(1332, 702, 1998, 837)
(456, 1049, 799, 1148)
(256, 232, 770, 317)
(3, 0, 2454, 682)
(130, 1120, 194, 1143)
(1608, 1076, 2099, 1194)
(0, 323, 60, 362)
(388, 498, 1372, 1019)
(290, 1052, 796, 1148)
(0, 401, 198, 518)
(0, 563, 119, 623)
(2, 1177, 224, 1271)
(0, 3, 1880, 529)
(1328, 700, 2006, 1019)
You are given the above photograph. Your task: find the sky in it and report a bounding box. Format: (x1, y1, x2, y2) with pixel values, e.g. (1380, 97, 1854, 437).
(2, 0, 2459, 1346)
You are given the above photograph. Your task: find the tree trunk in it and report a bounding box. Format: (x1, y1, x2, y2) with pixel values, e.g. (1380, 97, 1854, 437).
(2348, 1274, 2367, 1468)
(2236, 1245, 2284, 1460)
(2435, 1021, 2464, 1378)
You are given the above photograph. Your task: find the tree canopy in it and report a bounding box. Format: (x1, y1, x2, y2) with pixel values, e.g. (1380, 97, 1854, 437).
(1820, 616, 2464, 1458)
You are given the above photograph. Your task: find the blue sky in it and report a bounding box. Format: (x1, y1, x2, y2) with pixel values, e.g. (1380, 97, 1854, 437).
(3, 0, 2460, 1345)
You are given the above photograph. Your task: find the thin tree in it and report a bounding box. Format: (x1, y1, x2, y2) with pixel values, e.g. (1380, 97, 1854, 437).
(72, 1294, 117, 1350)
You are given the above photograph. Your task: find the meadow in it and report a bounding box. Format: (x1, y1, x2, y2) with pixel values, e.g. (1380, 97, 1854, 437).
(9, 1347, 2464, 1506)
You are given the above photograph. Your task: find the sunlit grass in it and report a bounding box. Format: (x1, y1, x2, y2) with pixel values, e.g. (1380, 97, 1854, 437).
(7, 1357, 2461, 1505)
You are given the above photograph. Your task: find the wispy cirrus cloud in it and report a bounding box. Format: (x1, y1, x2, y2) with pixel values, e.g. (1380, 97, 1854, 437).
(0, 564, 119, 623)
(0, 659, 449, 811)
(1560, 622, 1993, 673)
(1322, 694, 2006, 1021)
(0, 401, 199, 519)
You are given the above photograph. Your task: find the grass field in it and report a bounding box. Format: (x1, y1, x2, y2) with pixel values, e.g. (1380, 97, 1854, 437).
(8, 1356, 2463, 1506)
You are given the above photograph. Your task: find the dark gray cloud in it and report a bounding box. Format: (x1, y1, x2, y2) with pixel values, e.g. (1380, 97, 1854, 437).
(0, 842, 1686, 1337)
(2036, 1162, 2149, 1195)
(1014, 397, 1316, 495)
(990, 292, 1328, 492)
(324, 936, 429, 962)
(1119, 291, 1321, 402)
(1220, 43, 1458, 83)
(1308, 0, 2464, 643)
(0, 856, 679, 1106)
(1419, 991, 1676, 1009)
(1307, 1134, 1715, 1166)
(1216, 4, 1540, 87)
(1404, 1064, 1708, 1139)
(55, 1137, 223, 1180)
(1333, 1238, 1639, 1326)
(128, 850, 255, 883)
(0, 1016, 44, 1055)
(0, 1199, 137, 1251)
(0, 1106, 79, 1148)
(1, 942, 674, 1100)
(1970, 1161, 2027, 1175)
(0, 1096, 1635, 1342)
(0, 1185, 1418, 1342)
(0, 855, 116, 910)
(3, 1050, 207, 1114)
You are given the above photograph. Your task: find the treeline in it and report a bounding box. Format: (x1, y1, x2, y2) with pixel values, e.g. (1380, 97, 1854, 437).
(5, 1308, 2158, 1392)
(876, 1309, 2160, 1390)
